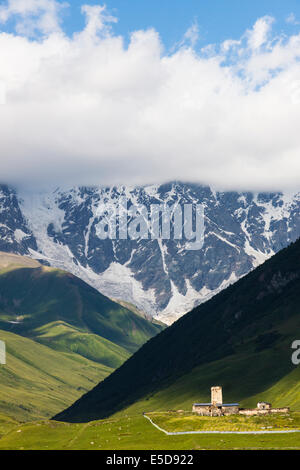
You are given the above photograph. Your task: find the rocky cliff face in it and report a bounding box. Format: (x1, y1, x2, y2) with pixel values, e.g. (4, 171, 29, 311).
(0, 183, 299, 324)
(0, 185, 37, 255)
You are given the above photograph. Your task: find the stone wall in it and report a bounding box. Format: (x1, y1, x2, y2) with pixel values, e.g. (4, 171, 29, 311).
(239, 407, 289, 416)
(270, 408, 290, 414)
(192, 404, 239, 416)
(192, 405, 211, 416)
(222, 405, 240, 415)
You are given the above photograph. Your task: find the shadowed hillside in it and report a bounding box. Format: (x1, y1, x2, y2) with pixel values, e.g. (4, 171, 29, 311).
(55, 239, 300, 422)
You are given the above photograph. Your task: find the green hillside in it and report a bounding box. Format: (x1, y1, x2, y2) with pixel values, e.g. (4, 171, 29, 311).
(0, 254, 162, 360)
(0, 328, 112, 421)
(0, 263, 162, 356)
(0, 252, 162, 420)
(55, 239, 300, 422)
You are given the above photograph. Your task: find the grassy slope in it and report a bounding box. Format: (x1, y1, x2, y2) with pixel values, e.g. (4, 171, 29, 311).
(0, 329, 112, 421)
(0, 414, 299, 450)
(111, 298, 167, 327)
(32, 321, 129, 369)
(0, 251, 41, 270)
(0, 265, 162, 355)
(0, 253, 162, 420)
(55, 239, 300, 422)
(0, 413, 19, 438)
(0, 254, 162, 366)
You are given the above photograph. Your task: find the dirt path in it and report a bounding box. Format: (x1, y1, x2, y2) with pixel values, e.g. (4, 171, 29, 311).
(66, 422, 90, 448)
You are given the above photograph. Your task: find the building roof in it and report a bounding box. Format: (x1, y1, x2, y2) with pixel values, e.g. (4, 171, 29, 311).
(221, 403, 239, 407)
(193, 403, 212, 406)
(193, 403, 239, 407)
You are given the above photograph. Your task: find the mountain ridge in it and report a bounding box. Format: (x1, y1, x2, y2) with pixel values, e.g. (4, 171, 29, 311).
(1, 183, 300, 324)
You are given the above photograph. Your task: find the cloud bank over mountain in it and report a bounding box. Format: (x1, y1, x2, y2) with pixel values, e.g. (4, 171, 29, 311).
(0, 1, 300, 190)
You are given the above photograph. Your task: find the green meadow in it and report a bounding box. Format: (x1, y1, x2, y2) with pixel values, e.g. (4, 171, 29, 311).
(0, 328, 112, 421)
(0, 414, 299, 450)
(146, 411, 300, 433)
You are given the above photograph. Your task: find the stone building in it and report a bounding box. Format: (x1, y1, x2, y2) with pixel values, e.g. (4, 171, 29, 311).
(211, 386, 223, 405)
(0, 340, 5, 365)
(257, 402, 271, 410)
(192, 387, 289, 416)
(192, 386, 239, 416)
(239, 404, 289, 416)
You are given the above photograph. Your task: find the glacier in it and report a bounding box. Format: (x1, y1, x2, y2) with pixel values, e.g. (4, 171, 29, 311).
(0, 182, 299, 324)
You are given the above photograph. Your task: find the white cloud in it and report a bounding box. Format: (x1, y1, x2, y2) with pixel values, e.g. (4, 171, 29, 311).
(221, 38, 241, 53)
(78, 4, 117, 41)
(0, 3, 300, 191)
(0, 0, 67, 36)
(246, 16, 274, 51)
(0, 82, 6, 105)
(286, 13, 300, 26)
(182, 20, 199, 48)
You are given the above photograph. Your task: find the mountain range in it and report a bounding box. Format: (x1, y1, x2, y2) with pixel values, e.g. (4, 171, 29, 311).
(1, 183, 300, 324)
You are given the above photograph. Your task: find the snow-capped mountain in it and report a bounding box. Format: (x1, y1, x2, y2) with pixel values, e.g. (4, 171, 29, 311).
(0, 183, 300, 324)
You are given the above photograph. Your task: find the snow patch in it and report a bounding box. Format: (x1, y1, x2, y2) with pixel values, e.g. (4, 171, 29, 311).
(14, 229, 30, 242)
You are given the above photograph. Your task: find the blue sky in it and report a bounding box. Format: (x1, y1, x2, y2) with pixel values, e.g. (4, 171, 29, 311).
(61, 0, 300, 48)
(2, 0, 300, 48)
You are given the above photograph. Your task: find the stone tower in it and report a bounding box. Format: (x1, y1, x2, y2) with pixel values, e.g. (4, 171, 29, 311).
(211, 386, 222, 405)
(0, 340, 5, 365)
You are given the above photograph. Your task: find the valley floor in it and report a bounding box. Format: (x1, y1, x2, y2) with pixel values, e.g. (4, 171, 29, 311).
(0, 413, 299, 450)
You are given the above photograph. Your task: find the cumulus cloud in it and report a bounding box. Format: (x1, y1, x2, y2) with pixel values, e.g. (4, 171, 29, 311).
(0, 1, 300, 190)
(0, 0, 67, 36)
(79, 4, 117, 41)
(246, 15, 274, 51)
